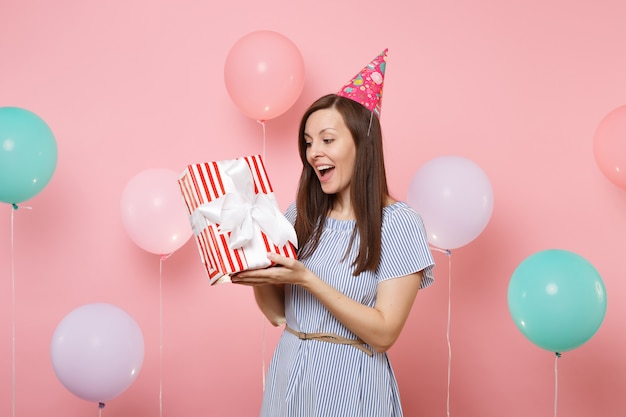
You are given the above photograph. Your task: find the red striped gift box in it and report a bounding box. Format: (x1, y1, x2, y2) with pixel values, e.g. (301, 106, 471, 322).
(178, 155, 298, 285)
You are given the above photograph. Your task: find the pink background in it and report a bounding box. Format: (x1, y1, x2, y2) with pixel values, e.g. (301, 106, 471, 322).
(1, 0, 625, 416)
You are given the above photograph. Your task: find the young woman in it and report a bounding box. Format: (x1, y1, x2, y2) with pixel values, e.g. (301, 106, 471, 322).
(231, 88, 435, 416)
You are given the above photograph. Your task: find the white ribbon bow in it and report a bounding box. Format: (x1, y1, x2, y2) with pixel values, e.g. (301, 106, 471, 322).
(189, 158, 298, 250)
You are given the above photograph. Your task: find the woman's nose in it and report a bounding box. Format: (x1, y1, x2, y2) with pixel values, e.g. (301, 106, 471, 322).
(308, 140, 323, 157)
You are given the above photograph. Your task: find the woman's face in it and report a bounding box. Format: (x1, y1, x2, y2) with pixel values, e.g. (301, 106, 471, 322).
(304, 107, 357, 198)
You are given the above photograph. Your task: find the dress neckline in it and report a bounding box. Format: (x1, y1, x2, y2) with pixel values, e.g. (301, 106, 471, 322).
(324, 201, 408, 230)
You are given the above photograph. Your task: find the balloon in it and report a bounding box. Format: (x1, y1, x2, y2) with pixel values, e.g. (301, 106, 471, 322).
(508, 249, 607, 353)
(50, 303, 144, 403)
(120, 168, 192, 256)
(593, 104, 626, 190)
(406, 155, 494, 250)
(0, 107, 58, 204)
(224, 30, 305, 121)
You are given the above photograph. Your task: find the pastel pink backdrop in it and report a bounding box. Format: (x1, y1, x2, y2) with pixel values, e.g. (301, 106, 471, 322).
(1, 1, 625, 416)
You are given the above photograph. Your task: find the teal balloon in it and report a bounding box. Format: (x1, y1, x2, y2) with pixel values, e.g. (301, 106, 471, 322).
(0, 107, 58, 204)
(508, 249, 607, 352)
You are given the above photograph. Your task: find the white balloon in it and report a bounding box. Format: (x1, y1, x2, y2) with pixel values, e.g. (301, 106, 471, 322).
(407, 155, 494, 250)
(50, 303, 144, 403)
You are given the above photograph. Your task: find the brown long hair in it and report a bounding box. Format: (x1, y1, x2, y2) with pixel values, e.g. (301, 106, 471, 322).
(295, 94, 389, 276)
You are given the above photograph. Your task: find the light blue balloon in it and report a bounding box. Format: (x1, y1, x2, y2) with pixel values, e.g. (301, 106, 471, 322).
(0, 107, 58, 204)
(508, 249, 607, 353)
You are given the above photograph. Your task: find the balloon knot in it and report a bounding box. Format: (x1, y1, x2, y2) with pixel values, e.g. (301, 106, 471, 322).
(428, 246, 451, 256)
(12, 203, 18, 210)
(555, 352, 562, 358)
(99, 402, 106, 409)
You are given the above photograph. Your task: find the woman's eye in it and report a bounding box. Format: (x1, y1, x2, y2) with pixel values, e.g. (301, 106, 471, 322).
(323, 138, 334, 144)
(305, 142, 312, 147)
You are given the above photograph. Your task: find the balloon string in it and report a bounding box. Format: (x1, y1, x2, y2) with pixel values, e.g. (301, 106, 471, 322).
(159, 255, 168, 417)
(10, 204, 31, 417)
(445, 250, 452, 417)
(261, 315, 266, 392)
(428, 246, 453, 415)
(11, 207, 16, 417)
(257, 120, 266, 162)
(430, 246, 452, 415)
(554, 352, 561, 417)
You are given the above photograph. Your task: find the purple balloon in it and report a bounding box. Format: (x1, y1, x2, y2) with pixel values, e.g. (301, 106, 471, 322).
(50, 303, 144, 403)
(407, 155, 494, 250)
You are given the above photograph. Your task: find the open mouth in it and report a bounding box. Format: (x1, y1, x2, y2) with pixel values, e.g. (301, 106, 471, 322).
(317, 165, 335, 177)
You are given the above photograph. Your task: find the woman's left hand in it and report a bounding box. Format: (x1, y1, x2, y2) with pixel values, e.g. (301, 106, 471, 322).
(231, 252, 311, 286)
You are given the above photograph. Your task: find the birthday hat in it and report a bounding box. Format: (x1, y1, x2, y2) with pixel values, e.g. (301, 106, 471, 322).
(337, 48, 387, 117)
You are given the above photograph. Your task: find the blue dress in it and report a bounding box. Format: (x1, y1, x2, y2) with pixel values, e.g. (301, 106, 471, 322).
(260, 202, 435, 417)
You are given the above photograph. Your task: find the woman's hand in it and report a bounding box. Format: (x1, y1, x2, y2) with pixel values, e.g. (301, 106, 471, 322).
(231, 252, 312, 286)
(233, 252, 424, 352)
(232, 253, 310, 326)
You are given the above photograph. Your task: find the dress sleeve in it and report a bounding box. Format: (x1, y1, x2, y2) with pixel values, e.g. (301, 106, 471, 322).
(377, 203, 435, 289)
(284, 202, 297, 225)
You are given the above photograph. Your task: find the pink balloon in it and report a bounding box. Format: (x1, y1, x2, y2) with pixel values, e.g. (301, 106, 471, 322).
(407, 156, 494, 250)
(120, 168, 192, 256)
(50, 303, 144, 403)
(593, 104, 626, 190)
(224, 30, 305, 121)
